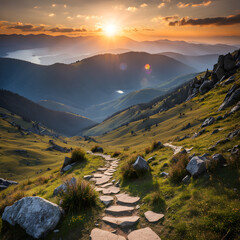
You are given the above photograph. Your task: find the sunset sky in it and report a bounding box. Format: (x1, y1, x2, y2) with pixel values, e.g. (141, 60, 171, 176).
(0, 0, 240, 44)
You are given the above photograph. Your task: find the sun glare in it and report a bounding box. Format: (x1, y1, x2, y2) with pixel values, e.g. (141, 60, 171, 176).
(104, 23, 118, 37)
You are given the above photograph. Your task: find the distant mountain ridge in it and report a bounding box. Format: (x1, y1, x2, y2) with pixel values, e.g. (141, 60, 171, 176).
(0, 52, 196, 121)
(0, 90, 96, 136)
(0, 34, 237, 65)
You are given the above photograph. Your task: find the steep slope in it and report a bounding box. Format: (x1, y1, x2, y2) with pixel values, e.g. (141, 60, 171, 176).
(0, 90, 96, 136)
(161, 52, 219, 72)
(0, 52, 196, 112)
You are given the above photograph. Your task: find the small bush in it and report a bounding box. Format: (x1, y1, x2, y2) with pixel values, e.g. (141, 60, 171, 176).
(145, 141, 163, 154)
(91, 145, 103, 153)
(169, 153, 189, 183)
(61, 179, 98, 212)
(111, 151, 121, 157)
(71, 148, 86, 163)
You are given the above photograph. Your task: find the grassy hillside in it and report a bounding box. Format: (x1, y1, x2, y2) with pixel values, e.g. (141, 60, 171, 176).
(0, 90, 96, 136)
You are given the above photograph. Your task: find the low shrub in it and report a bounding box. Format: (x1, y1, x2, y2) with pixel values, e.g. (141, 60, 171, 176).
(169, 153, 189, 183)
(61, 179, 98, 212)
(91, 145, 103, 153)
(71, 148, 86, 163)
(145, 141, 163, 154)
(143, 191, 166, 212)
(111, 151, 121, 157)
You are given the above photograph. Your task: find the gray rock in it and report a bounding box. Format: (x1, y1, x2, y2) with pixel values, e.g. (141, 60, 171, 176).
(53, 177, 76, 196)
(0, 185, 8, 191)
(62, 164, 72, 172)
(160, 172, 169, 177)
(219, 88, 240, 111)
(211, 129, 219, 134)
(62, 157, 72, 169)
(215, 66, 225, 82)
(201, 117, 215, 128)
(224, 53, 236, 71)
(230, 101, 240, 114)
(0, 178, 18, 187)
(216, 116, 223, 121)
(199, 80, 214, 95)
(186, 156, 206, 176)
(212, 154, 226, 165)
(83, 175, 92, 180)
(182, 175, 191, 184)
(2, 197, 62, 239)
(223, 76, 235, 86)
(228, 128, 240, 139)
(147, 156, 155, 163)
(132, 156, 149, 171)
(100, 195, 114, 206)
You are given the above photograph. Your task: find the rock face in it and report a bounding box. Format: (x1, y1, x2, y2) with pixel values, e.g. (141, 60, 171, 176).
(47, 140, 70, 153)
(53, 177, 76, 196)
(201, 117, 215, 128)
(90, 228, 126, 240)
(0, 178, 18, 191)
(186, 156, 206, 176)
(212, 154, 226, 165)
(199, 80, 214, 95)
(127, 227, 161, 240)
(144, 211, 164, 223)
(132, 156, 149, 171)
(2, 197, 62, 239)
(219, 88, 240, 111)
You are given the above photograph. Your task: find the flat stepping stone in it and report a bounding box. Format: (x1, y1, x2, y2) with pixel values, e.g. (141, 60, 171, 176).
(95, 187, 104, 192)
(127, 227, 161, 240)
(103, 186, 120, 194)
(95, 176, 111, 185)
(102, 182, 113, 188)
(144, 211, 164, 223)
(105, 205, 134, 216)
(104, 172, 113, 176)
(83, 175, 92, 180)
(103, 216, 140, 228)
(108, 169, 116, 173)
(98, 168, 108, 171)
(116, 193, 140, 205)
(90, 228, 126, 240)
(100, 195, 114, 206)
(93, 173, 104, 178)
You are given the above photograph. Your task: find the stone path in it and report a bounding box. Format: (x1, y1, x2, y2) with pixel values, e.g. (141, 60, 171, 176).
(86, 152, 162, 240)
(164, 142, 193, 155)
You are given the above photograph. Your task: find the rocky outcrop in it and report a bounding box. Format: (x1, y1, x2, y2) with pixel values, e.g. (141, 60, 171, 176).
(132, 156, 149, 171)
(2, 197, 62, 239)
(186, 156, 206, 176)
(47, 140, 70, 153)
(0, 178, 18, 191)
(201, 117, 215, 128)
(218, 87, 240, 111)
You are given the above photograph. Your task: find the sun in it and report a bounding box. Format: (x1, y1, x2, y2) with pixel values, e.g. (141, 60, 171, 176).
(103, 23, 118, 37)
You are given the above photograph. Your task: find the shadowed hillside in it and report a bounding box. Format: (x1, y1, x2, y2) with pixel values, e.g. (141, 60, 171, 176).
(0, 90, 96, 136)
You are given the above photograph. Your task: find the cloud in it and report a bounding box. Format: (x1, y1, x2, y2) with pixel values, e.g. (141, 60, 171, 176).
(169, 14, 240, 26)
(52, 4, 56, 7)
(192, 0, 212, 7)
(48, 27, 87, 33)
(8, 24, 45, 32)
(177, 0, 212, 8)
(76, 15, 102, 21)
(126, 6, 137, 12)
(151, 16, 163, 23)
(140, 3, 148, 8)
(162, 15, 179, 21)
(49, 13, 55, 17)
(158, 3, 165, 8)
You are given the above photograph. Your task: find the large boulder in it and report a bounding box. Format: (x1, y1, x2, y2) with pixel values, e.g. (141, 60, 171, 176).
(132, 156, 149, 171)
(219, 88, 240, 111)
(201, 117, 215, 128)
(2, 197, 62, 239)
(186, 156, 206, 176)
(199, 80, 214, 95)
(224, 53, 236, 71)
(53, 177, 76, 196)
